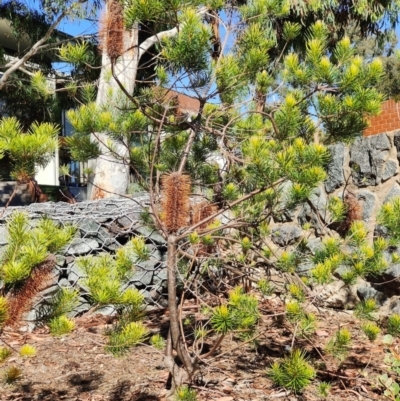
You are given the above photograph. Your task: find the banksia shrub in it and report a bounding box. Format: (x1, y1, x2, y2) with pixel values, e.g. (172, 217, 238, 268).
(161, 172, 191, 233)
(5, 256, 55, 326)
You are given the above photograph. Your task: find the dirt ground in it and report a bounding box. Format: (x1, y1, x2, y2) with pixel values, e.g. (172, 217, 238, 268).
(0, 296, 396, 401)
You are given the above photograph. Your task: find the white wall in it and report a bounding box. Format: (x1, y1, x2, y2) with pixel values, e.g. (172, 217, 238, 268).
(35, 151, 59, 186)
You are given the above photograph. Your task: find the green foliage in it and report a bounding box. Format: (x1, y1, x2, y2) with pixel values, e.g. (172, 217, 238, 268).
(269, 349, 315, 393)
(19, 344, 36, 358)
(0, 347, 12, 363)
(378, 374, 400, 401)
(0, 212, 75, 284)
(150, 334, 166, 351)
(46, 288, 79, 320)
(77, 238, 148, 307)
(378, 197, 400, 242)
(325, 328, 352, 361)
(288, 283, 305, 302)
(210, 287, 258, 338)
(311, 262, 333, 285)
(328, 196, 346, 223)
(0, 297, 9, 327)
(2, 366, 23, 384)
(354, 299, 377, 321)
(48, 315, 75, 336)
(106, 321, 149, 356)
(175, 386, 197, 401)
(257, 278, 274, 296)
(316, 381, 332, 398)
(361, 322, 380, 341)
(388, 314, 400, 337)
(0, 117, 58, 180)
(298, 313, 317, 338)
(285, 301, 303, 323)
(276, 251, 297, 273)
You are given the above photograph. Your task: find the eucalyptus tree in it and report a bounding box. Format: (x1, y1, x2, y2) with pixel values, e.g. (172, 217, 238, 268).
(63, 1, 390, 397)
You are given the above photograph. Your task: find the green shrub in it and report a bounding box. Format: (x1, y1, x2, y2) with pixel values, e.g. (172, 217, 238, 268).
(361, 322, 380, 341)
(0, 347, 12, 363)
(325, 328, 352, 361)
(175, 386, 197, 401)
(19, 344, 36, 358)
(269, 349, 315, 393)
(106, 321, 149, 355)
(48, 315, 75, 336)
(388, 314, 400, 337)
(3, 366, 22, 384)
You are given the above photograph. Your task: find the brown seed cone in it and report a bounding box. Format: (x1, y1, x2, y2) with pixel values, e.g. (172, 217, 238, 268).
(5, 255, 56, 327)
(191, 201, 217, 230)
(98, 0, 124, 62)
(161, 173, 191, 233)
(337, 193, 362, 235)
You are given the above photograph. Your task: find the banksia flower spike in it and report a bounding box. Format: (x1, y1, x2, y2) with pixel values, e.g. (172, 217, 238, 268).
(99, 0, 124, 62)
(161, 172, 191, 233)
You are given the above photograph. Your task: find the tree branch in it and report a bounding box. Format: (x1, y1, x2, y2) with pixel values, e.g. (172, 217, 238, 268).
(0, 2, 85, 90)
(138, 6, 208, 60)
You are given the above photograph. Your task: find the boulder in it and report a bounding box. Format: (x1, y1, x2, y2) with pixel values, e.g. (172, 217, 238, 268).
(325, 143, 346, 193)
(271, 225, 302, 246)
(350, 133, 390, 186)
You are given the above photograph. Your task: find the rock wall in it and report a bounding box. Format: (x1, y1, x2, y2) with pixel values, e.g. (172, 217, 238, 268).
(268, 130, 400, 313)
(3, 131, 400, 324)
(0, 195, 168, 325)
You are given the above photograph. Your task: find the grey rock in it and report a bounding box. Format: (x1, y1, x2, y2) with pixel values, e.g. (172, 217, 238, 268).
(129, 268, 154, 286)
(38, 284, 59, 298)
(297, 188, 327, 235)
(382, 159, 399, 182)
(388, 298, 400, 315)
(96, 306, 117, 316)
(134, 226, 166, 245)
(0, 225, 7, 245)
(25, 309, 40, 322)
(274, 181, 295, 222)
(357, 190, 377, 222)
(69, 300, 91, 317)
(56, 255, 66, 267)
(372, 264, 400, 294)
(77, 219, 100, 234)
(58, 278, 71, 288)
(68, 263, 85, 284)
(306, 238, 323, 255)
(369, 133, 392, 151)
(385, 184, 400, 204)
(357, 286, 387, 306)
(153, 268, 167, 283)
(66, 238, 99, 255)
(315, 280, 360, 309)
(296, 261, 314, 276)
(374, 224, 389, 238)
(333, 265, 353, 280)
(394, 131, 400, 152)
(271, 225, 302, 246)
(325, 143, 346, 193)
(350, 134, 390, 186)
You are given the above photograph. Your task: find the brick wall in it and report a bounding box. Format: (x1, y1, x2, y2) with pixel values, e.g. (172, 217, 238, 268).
(364, 99, 400, 136)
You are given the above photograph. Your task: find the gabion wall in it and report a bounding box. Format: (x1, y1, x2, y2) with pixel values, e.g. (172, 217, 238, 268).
(0, 195, 168, 325)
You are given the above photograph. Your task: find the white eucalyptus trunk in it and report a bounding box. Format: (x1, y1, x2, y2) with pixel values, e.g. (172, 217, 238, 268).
(89, 17, 139, 199)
